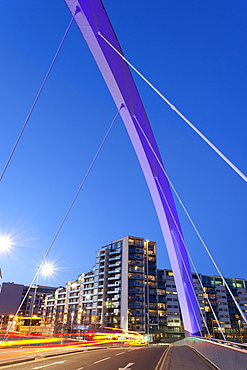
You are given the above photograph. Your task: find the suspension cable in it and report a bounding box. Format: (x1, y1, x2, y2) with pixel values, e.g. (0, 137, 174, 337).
(156, 176, 224, 339)
(5, 106, 123, 336)
(98, 31, 247, 183)
(0, 11, 79, 182)
(133, 114, 247, 326)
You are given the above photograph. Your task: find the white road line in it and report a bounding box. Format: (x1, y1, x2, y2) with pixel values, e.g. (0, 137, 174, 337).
(119, 363, 135, 370)
(128, 347, 141, 352)
(75, 367, 84, 370)
(94, 356, 111, 364)
(116, 352, 125, 356)
(33, 361, 65, 369)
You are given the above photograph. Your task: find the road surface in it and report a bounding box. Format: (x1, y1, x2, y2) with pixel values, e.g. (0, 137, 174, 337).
(0, 347, 166, 370)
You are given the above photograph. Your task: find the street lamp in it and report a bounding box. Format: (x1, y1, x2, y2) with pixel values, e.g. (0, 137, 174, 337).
(70, 312, 75, 333)
(238, 319, 242, 343)
(40, 262, 56, 277)
(28, 261, 55, 334)
(0, 234, 12, 281)
(0, 235, 12, 253)
(211, 319, 215, 338)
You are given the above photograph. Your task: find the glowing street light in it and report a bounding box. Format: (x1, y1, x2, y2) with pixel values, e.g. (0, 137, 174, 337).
(0, 234, 13, 280)
(28, 261, 56, 335)
(40, 262, 55, 277)
(0, 235, 12, 253)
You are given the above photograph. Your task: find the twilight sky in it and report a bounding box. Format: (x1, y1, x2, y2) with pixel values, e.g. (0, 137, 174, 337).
(0, 0, 246, 287)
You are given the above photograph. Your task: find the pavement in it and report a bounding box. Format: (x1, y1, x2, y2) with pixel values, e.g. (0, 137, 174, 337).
(160, 345, 217, 370)
(0, 344, 218, 369)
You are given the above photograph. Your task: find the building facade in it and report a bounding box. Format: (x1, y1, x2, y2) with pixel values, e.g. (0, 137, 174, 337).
(43, 236, 158, 334)
(42, 236, 247, 342)
(0, 282, 57, 331)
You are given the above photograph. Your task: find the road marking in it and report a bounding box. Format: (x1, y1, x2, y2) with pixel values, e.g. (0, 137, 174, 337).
(94, 356, 111, 364)
(119, 363, 135, 370)
(75, 367, 84, 370)
(116, 351, 125, 356)
(33, 361, 65, 369)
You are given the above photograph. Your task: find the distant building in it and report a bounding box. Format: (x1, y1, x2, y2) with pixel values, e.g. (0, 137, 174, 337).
(41, 236, 247, 342)
(0, 282, 57, 321)
(157, 269, 247, 341)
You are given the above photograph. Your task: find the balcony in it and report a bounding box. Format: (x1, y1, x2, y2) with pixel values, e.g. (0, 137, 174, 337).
(69, 289, 80, 293)
(129, 247, 144, 254)
(129, 303, 144, 309)
(129, 253, 143, 260)
(128, 295, 144, 301)
(128, 281, 144, 287)
(129, 268, 144, 274)
(108, 276, 120, 280)
(107, 283, 120, 288)
(108, 256, 121, 261)
(129, 287, 144, 293)
(107, 289, 120, 295)
(108, 268, 121, 274)
(128, 311, 143, 316)
(128, 273, 143, 280)
(56, 296, 66, 300)
(83, 286, 94, 291)
(108, 262, 121, 268)
(129, 261, 144, 267)
(109, 250, 121, 255)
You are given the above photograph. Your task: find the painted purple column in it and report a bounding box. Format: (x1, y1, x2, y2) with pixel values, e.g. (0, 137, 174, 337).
(64, 0, 202, 335)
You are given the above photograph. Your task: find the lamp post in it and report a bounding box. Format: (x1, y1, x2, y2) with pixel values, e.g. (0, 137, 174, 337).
(0, 235, 12, 331)
(71, 311, 75, 333)
(0, 234, 12, 282)
(238, 319, 242, 343)
(0, 235, 12, 253)
(211, 319, 215, 338)
(28, 262, 55, 335)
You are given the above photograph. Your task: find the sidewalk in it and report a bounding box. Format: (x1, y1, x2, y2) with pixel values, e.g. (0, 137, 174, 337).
(161, 346, 217, 370)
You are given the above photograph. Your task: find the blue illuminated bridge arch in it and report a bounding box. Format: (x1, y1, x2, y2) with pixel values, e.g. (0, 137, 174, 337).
(65, 0, 201, 336)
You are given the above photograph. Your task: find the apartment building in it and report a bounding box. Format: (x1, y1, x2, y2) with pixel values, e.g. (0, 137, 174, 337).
(43, 236, 158, 334)
(42, 271, 94, 332)
(42, 236, 247, 342)
(157, 269, 247, 341)
(0, 282, 57, 317)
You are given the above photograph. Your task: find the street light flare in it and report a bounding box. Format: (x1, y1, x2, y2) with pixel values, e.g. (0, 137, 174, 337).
(40, 262, 55, 277)
(0, 235, 12, 253)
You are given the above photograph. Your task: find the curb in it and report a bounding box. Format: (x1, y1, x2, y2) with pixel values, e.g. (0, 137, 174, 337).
(0, 357, 35, 367)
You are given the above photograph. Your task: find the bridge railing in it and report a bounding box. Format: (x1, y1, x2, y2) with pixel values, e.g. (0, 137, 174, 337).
(174, 336, 247, 370)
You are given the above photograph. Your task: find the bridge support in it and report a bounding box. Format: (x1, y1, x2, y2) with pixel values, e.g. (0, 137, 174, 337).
(64, 0, 202, 335)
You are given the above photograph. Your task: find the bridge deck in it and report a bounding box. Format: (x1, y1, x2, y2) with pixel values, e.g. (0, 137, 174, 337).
(164, 345, 217, 369)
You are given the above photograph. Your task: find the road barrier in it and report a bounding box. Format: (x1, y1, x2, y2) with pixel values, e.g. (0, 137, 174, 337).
(174, 337, 247, 369)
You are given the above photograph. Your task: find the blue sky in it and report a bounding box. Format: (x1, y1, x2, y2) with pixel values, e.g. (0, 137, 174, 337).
(0, 0, 246, 287)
